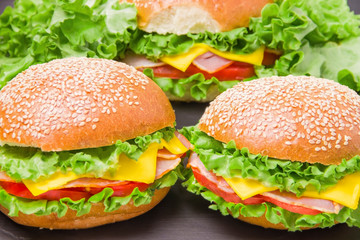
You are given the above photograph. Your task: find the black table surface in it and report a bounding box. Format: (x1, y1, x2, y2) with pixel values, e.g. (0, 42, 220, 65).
(1, 1, 360, 239)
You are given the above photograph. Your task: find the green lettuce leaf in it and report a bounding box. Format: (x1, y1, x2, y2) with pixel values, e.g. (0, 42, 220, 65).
(183, 172, 360, 231)
(0, 0, 137, 89)
(260, 37, 360, 92)
(0, 164, 182, 218)
(290, 37, 360, 91)
(251, 0, 360, 50)
(253, 0, 360, 92)
(130, 27, 260, 60)
(143, 68, 240, 101)
(0, 127, 175, 182)
(180, 126, 360, 196)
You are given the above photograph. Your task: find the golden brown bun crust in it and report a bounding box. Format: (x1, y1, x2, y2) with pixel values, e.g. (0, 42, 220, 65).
(199, 76, 360, 165)
(123, 0, 273, 33)
(0, 57, 175, 151)
(236, 212, 316, 230)
(0, 187, 169, 229)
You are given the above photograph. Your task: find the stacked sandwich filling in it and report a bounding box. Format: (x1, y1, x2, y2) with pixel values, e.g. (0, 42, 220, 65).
(0, 128, 189, 217)
(181, 76, 360, 230)
(182, 126, 360, 220)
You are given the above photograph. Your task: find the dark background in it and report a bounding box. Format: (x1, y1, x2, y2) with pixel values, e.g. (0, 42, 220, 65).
(1, 1, 360, 240)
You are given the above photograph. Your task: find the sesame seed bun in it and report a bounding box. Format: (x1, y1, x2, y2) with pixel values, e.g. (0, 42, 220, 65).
(122, 0, 273, 34)
(0, 187, 169, 229)
(0, 57, 175, 151)
(199, 76, 360, 165)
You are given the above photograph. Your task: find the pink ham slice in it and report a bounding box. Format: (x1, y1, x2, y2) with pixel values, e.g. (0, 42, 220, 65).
(187, 151, 343, 214)
(157, 149, 180, 160)
(261, 191, 343, 214)
(0, 171, 15, 182)
(60, 178, 125, 188)
(156, 158, 181, 179)
(188, 152, 235, 194)
(192, 51, 234, 74)
(175, 131, 193, 150)
(122, 52, 165, 69)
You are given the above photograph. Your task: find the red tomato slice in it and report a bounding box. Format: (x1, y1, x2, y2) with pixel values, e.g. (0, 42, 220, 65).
(261, 195, 322, 216)
(0, 181, 150, 201)
(139, 65, 189, 79)
(185, 62, 255, 81)
(0, 182, 91, 201)
(191, 167, 324, 216)
(142, 62, 255, 81)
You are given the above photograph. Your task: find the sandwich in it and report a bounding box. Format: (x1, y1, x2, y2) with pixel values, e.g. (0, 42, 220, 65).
(0, 57, 190, 229)
(121, 0, 360, 101)
(181, 75, 360, 231)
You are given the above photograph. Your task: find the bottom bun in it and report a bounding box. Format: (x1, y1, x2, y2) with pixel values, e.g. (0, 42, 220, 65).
(236, 213, 318, 230)
(237, 213, 289, 230)
(0, 187, 170, 229)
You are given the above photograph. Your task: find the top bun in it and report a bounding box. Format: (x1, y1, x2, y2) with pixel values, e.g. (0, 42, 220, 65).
(123, 0, 273, 34)
(0, 57, 175, 151)
(199, 76, 360, 165)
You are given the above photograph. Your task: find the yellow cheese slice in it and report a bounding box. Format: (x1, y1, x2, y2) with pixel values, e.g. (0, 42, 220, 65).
(160, 44, 208, 72)
(224, 177, 278, 200)
(160, 136, 188, 155)
(160, 43, 265, 72)
(103, 142, 158, 183)
(22, 143, 159, 196)
(23, 136, 188, 196)
(224, 172, 360, 210)
(22, 171, 89, 196)
(302, 172, 360, 210)
(207, 45, 265, 66)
